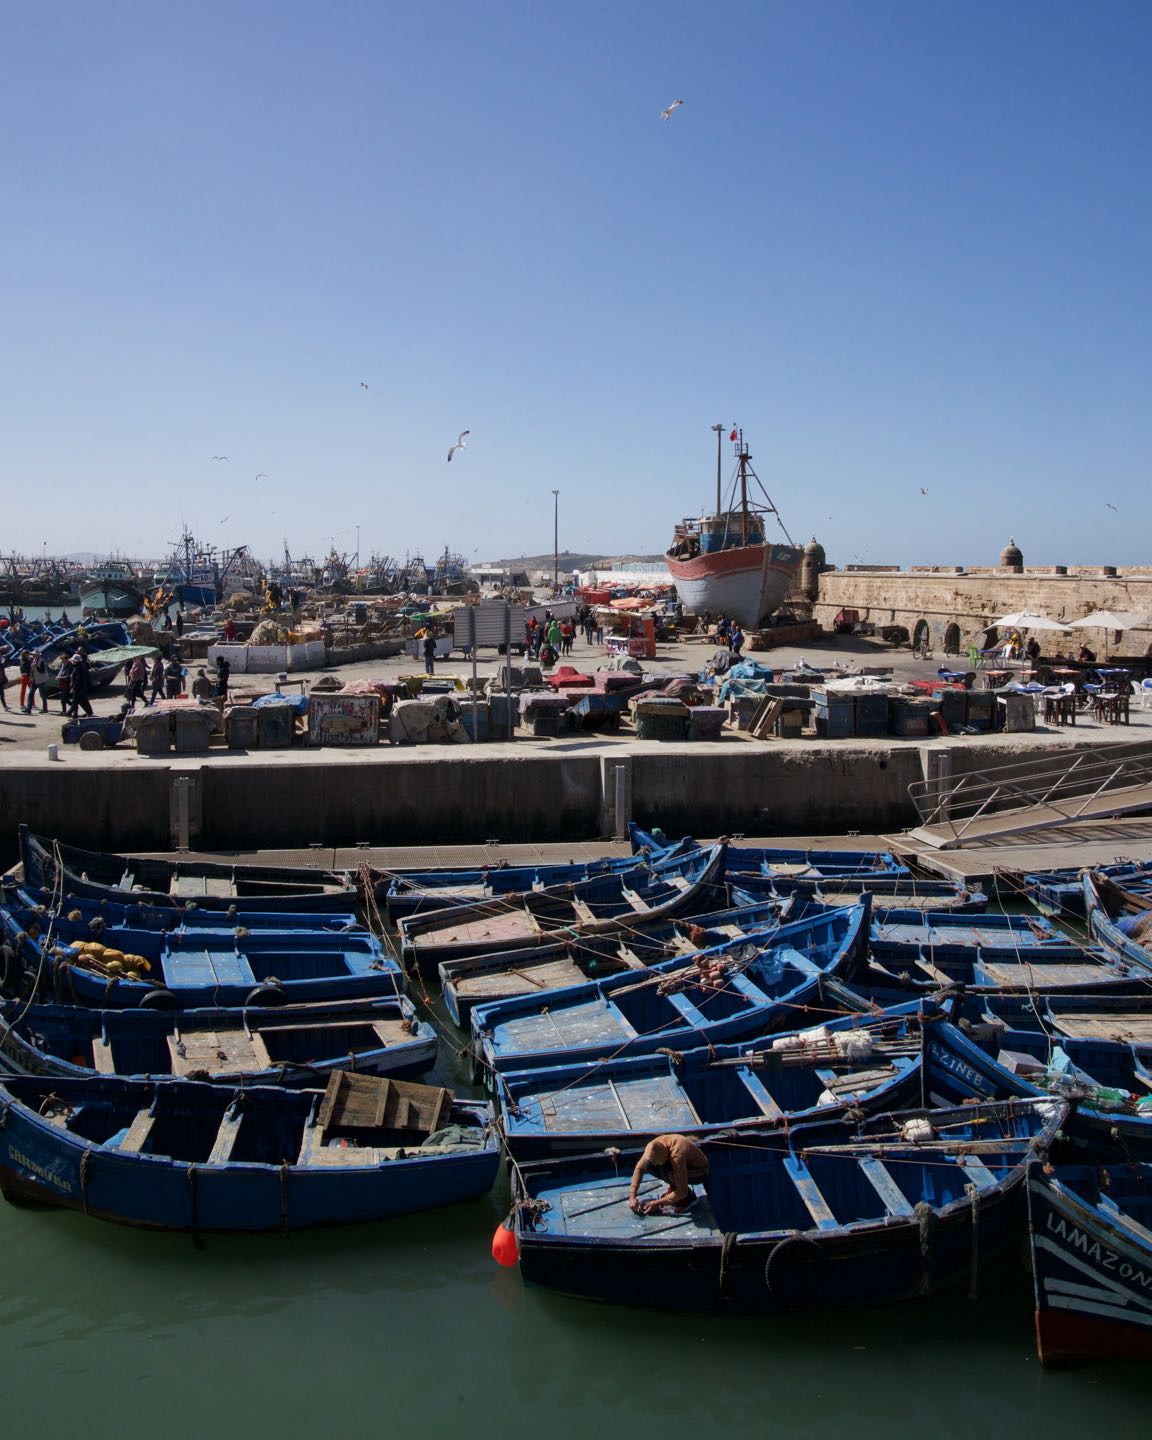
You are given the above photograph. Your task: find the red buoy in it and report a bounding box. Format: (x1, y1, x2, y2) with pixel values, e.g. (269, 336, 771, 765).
(491, 1217, 519, 1267)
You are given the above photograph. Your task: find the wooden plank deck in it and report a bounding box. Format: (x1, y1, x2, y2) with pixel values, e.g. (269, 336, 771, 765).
(1051, 1013, 1152, 1043)
(498, 1001, 639, 1054)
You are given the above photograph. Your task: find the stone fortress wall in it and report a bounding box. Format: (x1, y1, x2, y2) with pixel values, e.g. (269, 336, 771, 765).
(795, 539, 1152, 656)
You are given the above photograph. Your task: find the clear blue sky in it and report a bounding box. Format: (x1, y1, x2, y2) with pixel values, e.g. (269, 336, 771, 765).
(2, 1, 1150, 569)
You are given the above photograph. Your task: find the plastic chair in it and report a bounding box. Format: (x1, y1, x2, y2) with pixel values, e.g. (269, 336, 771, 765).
(1133, 678, 1152, 710)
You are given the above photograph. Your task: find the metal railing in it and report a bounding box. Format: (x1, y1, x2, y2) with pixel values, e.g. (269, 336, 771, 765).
(908, 740, 1152, 847)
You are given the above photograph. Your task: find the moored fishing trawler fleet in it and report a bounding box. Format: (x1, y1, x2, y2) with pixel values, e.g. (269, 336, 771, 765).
(1, 823, 1151, 1362)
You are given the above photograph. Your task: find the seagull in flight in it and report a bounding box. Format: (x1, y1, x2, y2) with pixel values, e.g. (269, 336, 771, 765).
(447, 430, 470, 462)
(360, 382, 369, 389)
(919, 488, 929, 495)
(660, 99, 684, 121)
(219, 516, 229, 524)
(212, 456, 229, 462)
(255, 473, 268, 481)
(1105, 503, 1118, 511)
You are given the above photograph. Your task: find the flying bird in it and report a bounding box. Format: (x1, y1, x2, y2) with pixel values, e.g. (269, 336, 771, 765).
(219, 516, 229, 524)
(447, 430, 470, 462)
(255, 473, 268, 481)
(360, 382, 369, 389)
(919, 488, 929, 495)
(211, 456, 229, 462)
(660, 99, 684, 121)
(1105, 503, 1118, 511)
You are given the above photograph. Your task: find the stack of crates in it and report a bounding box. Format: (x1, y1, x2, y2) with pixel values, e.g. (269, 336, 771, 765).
(634, 697, 690, 742)
(257, 703, 296, 749)
(931, 686, 968, 732)
(813, 689, 855, 739)
(687, 706, 726, 742)
(854, 693, 890, 738)
(525, 695, 572, 737)
(965, 691, 995, 732)
(889, 698, 937, 737)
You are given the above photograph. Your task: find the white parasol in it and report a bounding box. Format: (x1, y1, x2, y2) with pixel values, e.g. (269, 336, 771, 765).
(987, 611, 1070, 631)
(1066, 610, 1149, 631)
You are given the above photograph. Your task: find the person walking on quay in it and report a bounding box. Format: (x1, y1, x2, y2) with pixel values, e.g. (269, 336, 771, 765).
(17, 650, 33, 711)
(126, 654, 149, 711)
(0, 655, 10, 710)
(214, 654, 231, 701)
(149, 655, 165, 705)
(422, 630, 437, 676)
(164, 655, 183, 699)
(56, 660, 72, 715)
(29, 654, 51, 713)
(547, 617, 562, 654)
(69, 649, 93, 719)
(729, 624, 745, 659)
(175, 608, 184, 638)
(560, 617, 574, 656)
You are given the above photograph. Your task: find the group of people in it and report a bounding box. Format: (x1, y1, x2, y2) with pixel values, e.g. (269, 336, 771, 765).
(704, 612, 746, 658)
(123, 653, 190, 710)
(0, 646, 94, 718)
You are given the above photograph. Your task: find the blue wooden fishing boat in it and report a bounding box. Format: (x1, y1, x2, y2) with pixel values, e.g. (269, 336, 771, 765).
(470, 903, 869, 1085)
(0, 907, 404, 1008)
(0, 1072, 498, 1233)
(1083, 870, 1152, 975)
(438, 893, 794, 1025)
(497, 1003, 925, 1160)
(508, 1097, 1065, 1312)
(19, 827, 358, 915)
(863, 929, 1140, 1001)
(753, 871, 987, 914)
(0, 995, 437, 1086)
(871, 909, 1066, 956)
(628, 824, 909, 877)
(399, 842, 729, 976)
(998, 860, 1152, 917)
(380, 838, 696, 922)
(917, 1012, 1152, 1161)
(1, 874, 359, 934)
(1027, 1161, 1152, 1365)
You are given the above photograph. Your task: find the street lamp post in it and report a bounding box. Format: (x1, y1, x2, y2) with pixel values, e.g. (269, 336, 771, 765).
(710, 423, 724, 516)
(552, 489, 559, 588)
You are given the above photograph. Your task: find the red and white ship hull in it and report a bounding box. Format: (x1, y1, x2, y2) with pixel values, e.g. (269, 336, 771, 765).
(667, 542, 803, 629)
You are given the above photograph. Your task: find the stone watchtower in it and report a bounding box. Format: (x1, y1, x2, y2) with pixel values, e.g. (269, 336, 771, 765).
(999, 537, 1023, 573)
(801, 537, 827, 602)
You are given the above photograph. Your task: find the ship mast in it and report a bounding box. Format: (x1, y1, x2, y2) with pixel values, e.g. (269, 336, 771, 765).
(736, 429, 750, 545)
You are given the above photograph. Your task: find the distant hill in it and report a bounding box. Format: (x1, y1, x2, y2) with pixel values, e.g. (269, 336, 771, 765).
(493, 551, 663, 571)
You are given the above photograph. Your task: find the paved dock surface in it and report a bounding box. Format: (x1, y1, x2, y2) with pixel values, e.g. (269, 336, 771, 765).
(139, 818, 1152, 885)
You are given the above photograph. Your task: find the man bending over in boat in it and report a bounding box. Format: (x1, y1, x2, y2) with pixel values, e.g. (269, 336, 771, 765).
(628, 1134, 709, 1215)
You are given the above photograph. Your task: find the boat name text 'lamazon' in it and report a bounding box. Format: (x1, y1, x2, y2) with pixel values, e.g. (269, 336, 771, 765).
(1045, 1212, 1152, 1290)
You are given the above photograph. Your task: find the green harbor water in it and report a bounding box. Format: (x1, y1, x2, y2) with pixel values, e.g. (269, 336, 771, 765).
(2, 1024, 1148, 1440)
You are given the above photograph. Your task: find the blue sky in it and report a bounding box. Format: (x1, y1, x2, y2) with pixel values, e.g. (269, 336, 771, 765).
(2, 1, 1149, 569)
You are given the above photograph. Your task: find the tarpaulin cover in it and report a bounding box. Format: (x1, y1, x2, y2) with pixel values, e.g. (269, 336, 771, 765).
(252, 693, 309, 715)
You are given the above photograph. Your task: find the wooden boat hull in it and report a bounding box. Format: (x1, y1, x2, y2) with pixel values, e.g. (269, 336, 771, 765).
(0, 997, 438, 1086)
(438, 895, 791, 1026)
(498, 1005, 924, 1160)
(1, 908, 404, 1009)
(472, 904, 869, 1084)
(514, 1100, 1063, 1312)
(400, 843, 729, 976)
(1028, 1163, 1152, 1365)
(666, 541, 803, 631)
(1083, 871, 1152, 976)
(20, 827, 357, 915)
(0, 1076, 498, 1233)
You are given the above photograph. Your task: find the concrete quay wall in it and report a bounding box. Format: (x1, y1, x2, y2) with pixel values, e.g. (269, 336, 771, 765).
(0, 739, 1094, 857)
(812, 570, 1152, 654)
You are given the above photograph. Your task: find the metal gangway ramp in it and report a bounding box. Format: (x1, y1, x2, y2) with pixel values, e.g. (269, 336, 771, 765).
(906, 740, 1152, 849)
